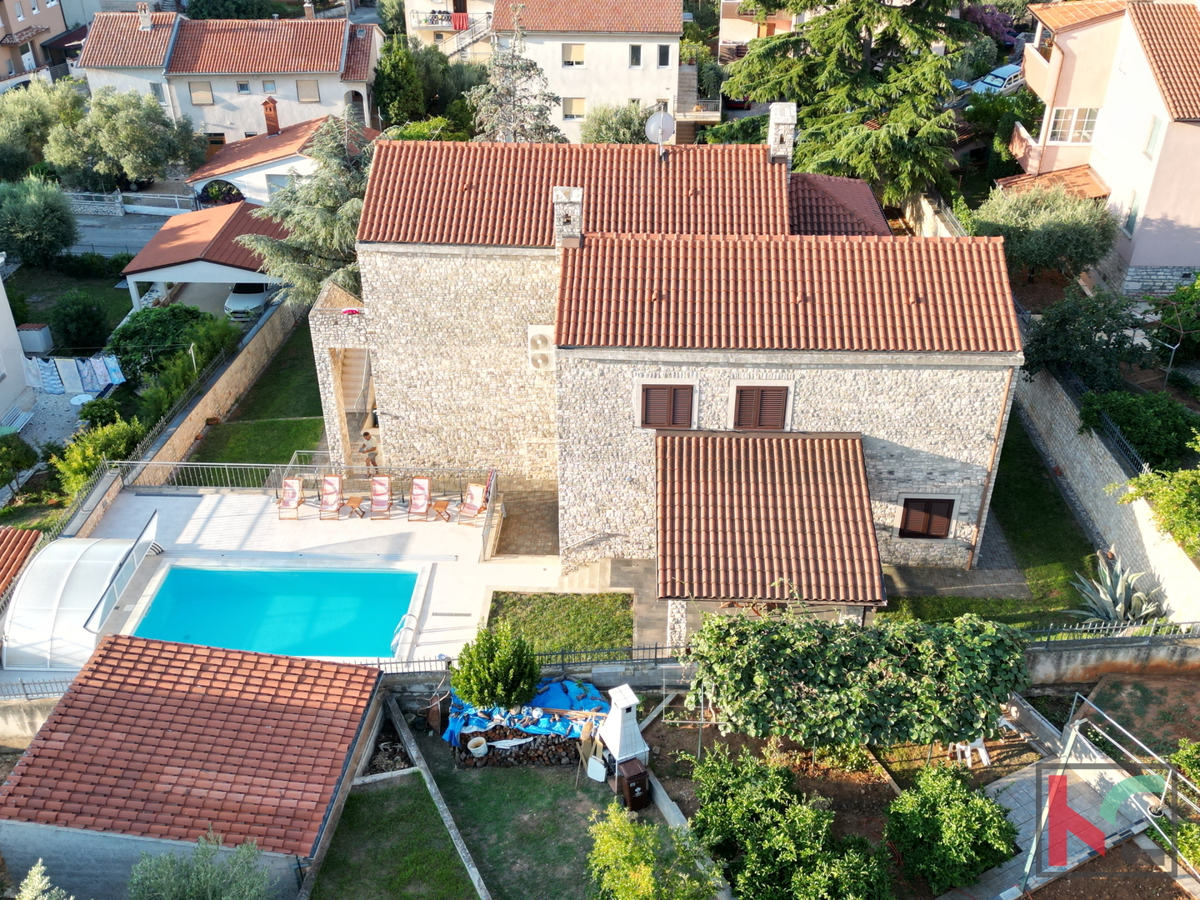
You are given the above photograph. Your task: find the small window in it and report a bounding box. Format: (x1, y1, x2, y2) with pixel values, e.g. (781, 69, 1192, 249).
(1124, 191, 1141, 236)
(629, 98, 640, 106)
(642, 385, 693, 429)
(733, 386, 788, 430)
(30, 0, 38, 14)
(296, 79, 320, 102)
(14, 3, 24, 20)
(262, 80, 276, 92)
(629, 44, 642, 67)
(244, 131, 258, 138)
(1048, 107, 1097, 143)
(189, 81, 214, 105)
(899, 499, 955, 539)
(562, 97, 585, 120)
(236, 81, 250, 94)
(657, 44, 670, 67)
(562, 43, 585, 67)
(1145, 115, 1164, 158)
(149, 82, 164, 102)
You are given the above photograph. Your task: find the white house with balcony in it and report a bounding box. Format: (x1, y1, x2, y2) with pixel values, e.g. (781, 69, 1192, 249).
(78, 8, 384, 153)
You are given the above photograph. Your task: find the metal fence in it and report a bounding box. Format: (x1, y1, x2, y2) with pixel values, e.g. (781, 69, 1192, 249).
(122, 193, 198, 212)
(1024, 619, 1200, 645)
(0, 678, 73, 700)
(373, 644, 683, 676)
(1057, 369, 1150, 475)
(125, 348, 230, 465)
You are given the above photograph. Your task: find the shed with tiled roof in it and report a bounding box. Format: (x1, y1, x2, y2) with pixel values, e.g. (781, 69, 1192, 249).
(0, 635, 381, 900)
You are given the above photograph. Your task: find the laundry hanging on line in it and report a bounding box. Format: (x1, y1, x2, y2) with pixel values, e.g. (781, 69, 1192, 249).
(24, 355, 126, 394)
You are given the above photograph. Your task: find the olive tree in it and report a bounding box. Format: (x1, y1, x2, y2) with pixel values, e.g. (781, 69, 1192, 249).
(0, 176, 78, 266)
(580, 103, 651, 144)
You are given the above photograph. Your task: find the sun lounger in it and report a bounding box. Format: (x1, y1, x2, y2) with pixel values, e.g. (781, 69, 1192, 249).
(277, 477, 304, 519)
(370, 475, 393, 519)
(319, 474, 346, 520)
(408, 477, 432, 521)
(457, 482, 487, 526)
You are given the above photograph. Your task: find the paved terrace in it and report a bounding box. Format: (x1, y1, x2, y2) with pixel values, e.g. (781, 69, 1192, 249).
(88, 490, 559, 661)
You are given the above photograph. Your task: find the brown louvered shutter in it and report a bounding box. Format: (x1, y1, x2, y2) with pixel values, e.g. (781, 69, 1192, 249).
(670, 386, 693, 427)
(642, 386, 670, 427)
(757, 387, 788, 429)
(900, 498, 955, 538)
(928, 499, 954, 538)
(734, 387, 760, 429)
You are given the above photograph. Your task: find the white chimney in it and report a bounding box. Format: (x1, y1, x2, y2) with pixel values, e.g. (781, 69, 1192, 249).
(552, 185, 583, 249)
(303, 0, 316, 18)
(136, 1, 152, 31)
(598, 684, 649, 765)
(768, 102, 797, 164)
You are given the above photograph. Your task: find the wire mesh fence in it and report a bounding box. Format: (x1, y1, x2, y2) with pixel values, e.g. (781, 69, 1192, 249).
(1024, 619, 1200, 644)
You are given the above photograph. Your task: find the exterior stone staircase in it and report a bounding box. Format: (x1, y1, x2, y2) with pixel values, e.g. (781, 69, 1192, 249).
(559, 558, 612, 592)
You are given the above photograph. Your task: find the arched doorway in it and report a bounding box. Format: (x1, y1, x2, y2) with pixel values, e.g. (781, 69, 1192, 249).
(344, 89, 365, 124)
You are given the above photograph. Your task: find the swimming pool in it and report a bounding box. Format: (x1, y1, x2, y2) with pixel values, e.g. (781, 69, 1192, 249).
(133, 566, 419, 657)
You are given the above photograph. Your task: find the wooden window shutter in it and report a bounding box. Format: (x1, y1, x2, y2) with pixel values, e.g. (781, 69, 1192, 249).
(899, 498, 955, 538)
(757, 387, 787, 429)
(928, 499, 954, 538)
(642, 386, 670, 427)
(670, 386, 692, 427)
(734, 387, 759, 429)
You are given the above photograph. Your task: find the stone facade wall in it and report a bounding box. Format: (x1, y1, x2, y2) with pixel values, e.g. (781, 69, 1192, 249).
(311, 245, 561, 479)
(1015, 368, 1200, 620)
(1123, 265, 1198, 296)
(556, 351, 1018, 571)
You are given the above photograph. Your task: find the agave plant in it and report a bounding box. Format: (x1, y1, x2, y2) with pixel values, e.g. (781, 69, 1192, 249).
(1067, 553, 1163, 624)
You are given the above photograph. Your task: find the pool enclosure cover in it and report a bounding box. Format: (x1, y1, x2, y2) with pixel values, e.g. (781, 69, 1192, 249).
(3, 513, 158, 669)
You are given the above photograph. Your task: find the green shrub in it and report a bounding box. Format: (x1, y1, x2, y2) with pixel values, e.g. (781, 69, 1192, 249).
(107, 251, 135, 275)
(886, 766, 1017, 895)
(1176, 821, 1200, 869)
(49, 289, 109, 352)
(813, 743, 875, 773)
(1122, 463, 1200, 555)
(451, 620, 540, 709)
(689, 747, 892, 900)
(135, 317, 240, 423)
(15, 858, 68, 900)
(7, 288, 28, 326)
(26, 161, 56, 183)
(0, 433, 37, 494)
(1079, 391, 1198, 468)
(128, 830, 272, 900)
(106, 304, 208, 381)
(1169, 370, 1200, 399)
(1022, 289, 1150, 392)
(588, 801, 718, 900)
(50, 251, 113, 279)
(1172, 739, 1200, 783)
(52, 416, 145, 495)
(77, 397, 122, 429)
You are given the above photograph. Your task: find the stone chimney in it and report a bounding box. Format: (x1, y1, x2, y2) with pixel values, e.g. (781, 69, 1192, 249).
(768, 102, 797, 164)
(262, 96, 279, 135)
(303, 0, 316, 18)
(552, 186, 583, 249)
(136, 1, 152, 30)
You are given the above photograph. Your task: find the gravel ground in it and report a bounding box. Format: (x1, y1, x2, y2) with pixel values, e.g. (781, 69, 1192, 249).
(22, 391, 82, 453)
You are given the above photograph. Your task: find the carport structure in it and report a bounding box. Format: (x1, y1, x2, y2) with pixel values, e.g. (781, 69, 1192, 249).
(121, 201, 286, 315)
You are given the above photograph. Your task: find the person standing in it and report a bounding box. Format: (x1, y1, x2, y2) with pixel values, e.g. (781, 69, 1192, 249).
(359, 431, 379, 473)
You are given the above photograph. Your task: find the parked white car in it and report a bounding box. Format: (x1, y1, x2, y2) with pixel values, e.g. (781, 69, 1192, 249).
(971, 65, 1025, 96)
(223, 283, 274, 320)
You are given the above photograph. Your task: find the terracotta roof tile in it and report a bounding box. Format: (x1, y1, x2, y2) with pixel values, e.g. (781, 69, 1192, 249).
(995, 164, 1110, 199)
(167, 18, 347, 75)
(359, 141, 789, 246)
(342, 23, 379, 82)
(1128, 2, 1200, 120)
(1031, 0, 1127, 31)
(0, 635, 378, 857)
(656, 432, 885, 603)
(186, 117, 351, 183)
(15, 323, 46, 330)
(492, 0, 682, 33)
(556, 234, 1022, 353)
(77, 12, 177, 69)
(788, 173, 890, 236)
(0, 527, 39, 596)
(123, 202, 287, 276)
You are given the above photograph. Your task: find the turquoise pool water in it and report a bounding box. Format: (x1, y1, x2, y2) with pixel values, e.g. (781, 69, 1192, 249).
(134, 567, 418, 657)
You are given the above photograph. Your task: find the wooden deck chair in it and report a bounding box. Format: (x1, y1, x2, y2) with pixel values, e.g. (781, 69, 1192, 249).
(457, 482, 487, 526)
(408, 477, 432, 521)
(277, 477, 304, 519)
(370, 474, 393, 519)
(319, 474, 346, 520)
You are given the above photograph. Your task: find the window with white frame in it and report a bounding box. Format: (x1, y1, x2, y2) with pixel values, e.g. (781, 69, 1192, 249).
(1144, 115, 1164, 158)
(296, 79, 320, 102)
(236, 81, 250, 94)
(657, 44, 670, 67)
(629, 44, 642, 67)
(1124, 191, 1141, 236)
(262, 80, 276, 92)
(30, 0, 38, 15)
(1048, 107, 1097, 143)
(562, 97, 585, 120)
(149, 82, 164, 103)
(14, 4, 24, 21)
(562, 43, 584, 67)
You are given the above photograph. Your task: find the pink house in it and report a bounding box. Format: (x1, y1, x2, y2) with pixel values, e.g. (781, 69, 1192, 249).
(1014, 0, 1200, 294)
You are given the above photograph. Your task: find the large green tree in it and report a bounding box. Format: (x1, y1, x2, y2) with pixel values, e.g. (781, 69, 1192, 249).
(374, 40, 426, 126)
(238, 115, 373, 304)
(0, 79, 86, 180)
(466, 27, 566, 143)
(1021, 288, 1149, 391)
(718, 0, 980, 203)
(45, 88, 206, 191)
(580, 103, 651, 144)
(183, 0, 272, 17)
(0, 177, 78, 266)
(379, 0, 406, 35)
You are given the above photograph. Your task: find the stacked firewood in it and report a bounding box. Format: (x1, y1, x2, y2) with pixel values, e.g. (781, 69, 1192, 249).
(453, 726, 581, 768)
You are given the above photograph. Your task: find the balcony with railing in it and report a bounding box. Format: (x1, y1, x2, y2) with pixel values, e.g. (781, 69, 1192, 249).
(1022, 39, 1054, 102)
(409, 9, 485, 29)
(674, 98, 722, 123)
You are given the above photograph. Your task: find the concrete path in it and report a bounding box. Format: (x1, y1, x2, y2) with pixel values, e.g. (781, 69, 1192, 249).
(70, 214, 165, 258)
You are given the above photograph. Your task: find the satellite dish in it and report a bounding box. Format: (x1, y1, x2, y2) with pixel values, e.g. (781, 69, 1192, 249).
(645, 111, 676, 144)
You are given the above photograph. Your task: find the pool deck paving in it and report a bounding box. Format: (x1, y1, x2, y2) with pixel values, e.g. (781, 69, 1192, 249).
(89, 490, 560, 661)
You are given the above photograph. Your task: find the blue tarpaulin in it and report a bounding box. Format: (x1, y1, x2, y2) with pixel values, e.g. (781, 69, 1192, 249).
(442, 679, 609, 748)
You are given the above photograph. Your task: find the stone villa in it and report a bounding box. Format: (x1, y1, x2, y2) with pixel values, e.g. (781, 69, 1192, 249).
(309, 105, 1024, 617)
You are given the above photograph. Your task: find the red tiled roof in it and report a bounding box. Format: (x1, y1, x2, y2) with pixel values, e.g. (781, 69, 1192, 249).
(0, 527, 39, 596)
(788, 173, 890, 236)
(187, 118, 325, 183)
(123, 202, 287, 275)
(167, 18, 347, 75)
(996, 164, 1110, 199)
(342, 23, 379, 82)
(492, 0, 682, 33)
(556, 234, 1022, 353)
(77, 12, 176, 69)
(15, 323, 46, 330)
(1031, 0, 1127, 31)
(1128, 2, 1200, 121)
(359, 141, 789, 246)
(656, 432, 885, 603)
(0, 635, 378, 857)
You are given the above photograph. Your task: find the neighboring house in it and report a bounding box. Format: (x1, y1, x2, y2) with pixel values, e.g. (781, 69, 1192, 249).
(1015, 0, 1200, 294)
(0, 0, 68, 93)
(717, 0, 798, 65)
(78, 6, 385, 150)
(310, 105, 1023, 607)
(0, 634, 381, 900)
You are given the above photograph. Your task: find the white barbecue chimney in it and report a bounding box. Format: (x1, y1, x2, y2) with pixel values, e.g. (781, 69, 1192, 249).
(598, 684, 650, 765)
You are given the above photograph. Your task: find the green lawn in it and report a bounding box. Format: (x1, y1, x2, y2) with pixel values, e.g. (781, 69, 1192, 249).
(311, 777, 476, 900)
(879, 417, 1097, 630)
(189, 418, 324, 464)
(229, 321, 323, 420)
(8, 267, 132, 338)
(488, 591, 634, 652)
